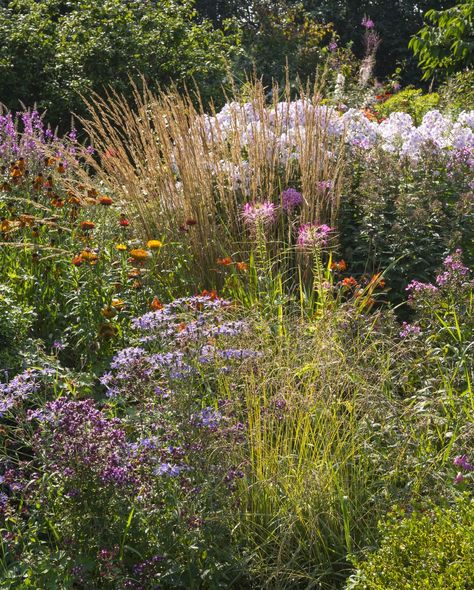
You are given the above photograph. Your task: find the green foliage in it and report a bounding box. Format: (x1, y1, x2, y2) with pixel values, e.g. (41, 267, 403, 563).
(0, 0, 239, 126)
(409, 2, 474, 80)
(347, 496, 474, 590)
(0, 284, 35, 373)
(374, 88, 440, 124)
(234, 1, 334, 87)
(439, 69, 474, 113)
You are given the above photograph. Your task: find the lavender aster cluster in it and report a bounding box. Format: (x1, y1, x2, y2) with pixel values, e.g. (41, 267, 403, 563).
(0, 369, 40, 416)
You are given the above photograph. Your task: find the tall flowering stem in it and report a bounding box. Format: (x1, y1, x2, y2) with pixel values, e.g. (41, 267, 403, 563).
(297, 223, 334, 312)
(242, 201, 277, 305)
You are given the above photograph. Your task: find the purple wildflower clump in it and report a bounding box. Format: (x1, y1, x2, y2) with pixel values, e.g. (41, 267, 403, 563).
(435, 249, 471, 287)
(453, 454, 474, 485)
(30, 398, 134, 488)
(0, 369, 41, 417)
(242, 201, 277, 229)
(281, 188, 303, 212)
(399, 322, 422, 338)
(297, 223, 334, 249)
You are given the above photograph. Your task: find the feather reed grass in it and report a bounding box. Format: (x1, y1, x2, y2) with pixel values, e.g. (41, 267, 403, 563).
(77, 79, 345, 285)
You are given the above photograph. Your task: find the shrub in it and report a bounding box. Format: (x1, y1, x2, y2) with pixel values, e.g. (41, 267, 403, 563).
(346, 495, 474, 590)
(439, 69, 474, 114)
(374, 88, 440, 125)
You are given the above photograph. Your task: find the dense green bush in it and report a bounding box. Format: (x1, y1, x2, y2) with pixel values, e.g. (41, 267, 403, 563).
(347, 495, 474, 590)
(374, 88, 440, 124)
(439, 69, 474, 114)
(0, 0, 239, 126)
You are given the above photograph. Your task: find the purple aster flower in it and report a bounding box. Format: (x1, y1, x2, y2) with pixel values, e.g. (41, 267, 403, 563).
(281, 188, 303, 212)
(297, 223, 334, 249)
(242, 201, 277, 228)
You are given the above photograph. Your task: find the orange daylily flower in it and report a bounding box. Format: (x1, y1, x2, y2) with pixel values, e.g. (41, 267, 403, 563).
(342, 277, 358, 288)
(217, 257, 233, 266)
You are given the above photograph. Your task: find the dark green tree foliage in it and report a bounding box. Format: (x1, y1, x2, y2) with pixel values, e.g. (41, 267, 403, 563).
(0, 0, 239, 126)
(410, 1, 474, 79)
(196, 0, 460, 83)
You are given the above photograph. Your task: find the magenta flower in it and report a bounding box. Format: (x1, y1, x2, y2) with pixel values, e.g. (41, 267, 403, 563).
(242, 201, 277, 228)
(297, 223, 334, 249)
(362, 16, 375, 28)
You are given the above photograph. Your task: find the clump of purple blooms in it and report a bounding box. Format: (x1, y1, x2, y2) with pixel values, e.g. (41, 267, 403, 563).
(29, 398, 135, 488)
(297, 223, 334, 249)
(453, 454, 474, 484)
(281, 188, 303, 212)
(399, 322, 422, 338)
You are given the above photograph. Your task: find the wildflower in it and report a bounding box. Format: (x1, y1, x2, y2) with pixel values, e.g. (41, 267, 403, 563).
(361, 15, 375, 28)
(236, 261, 248, 272)
(57, 162, 66, 174)
(186, 219, 197, 226)
(297, 223, 333, 249)
(130, 248, 150, 261)
(52, 340, 65, 351)
(80, 249, 98, 263)
(331, 259, 347, 272)
(454, 472, 465, 484)
(99, 196, 113, 206)
(281, 188, 303, 212)
(147, 239, 163, 249)
(217, 257, 233, 266)
(119, 215, 130, 227)
(453, 455, 474, 472)
(370, 273, 386, 288)
(342, 277, 358, 288)
(80, 220, 95, 231)
(116, 243, 127, 251)
(399, 322, 422, 338)
(72, 255, 83, 266)
(150, 297, 164, 311)
(111, 298, 125, 311)
(242, 201, 276, 228)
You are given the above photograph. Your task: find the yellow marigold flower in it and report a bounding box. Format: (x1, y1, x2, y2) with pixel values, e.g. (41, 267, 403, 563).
(147, 240, 163, 249)
(130, 248, 150, 261)
(116, 243, 128, 251)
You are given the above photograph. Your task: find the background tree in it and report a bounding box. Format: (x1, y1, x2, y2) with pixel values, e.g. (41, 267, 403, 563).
(0, 0, 240, 127)
(409, 1, 474, 80)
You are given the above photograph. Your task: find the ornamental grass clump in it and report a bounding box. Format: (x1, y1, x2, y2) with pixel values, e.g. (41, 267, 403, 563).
(79, 79, 346, 284)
